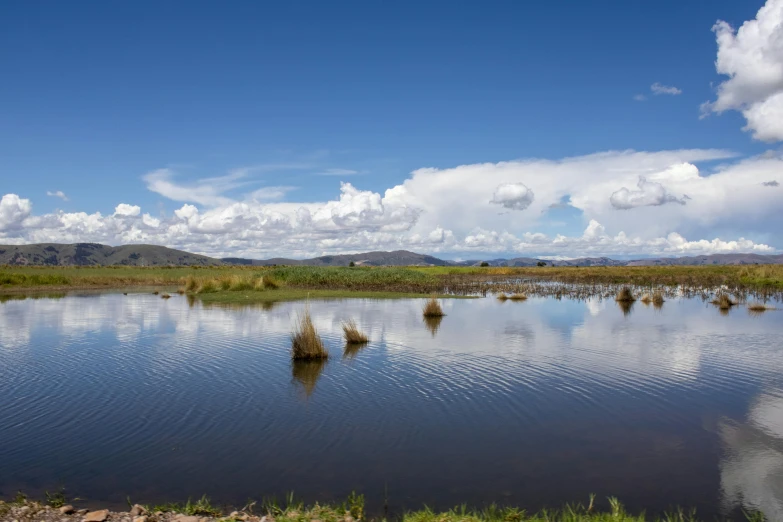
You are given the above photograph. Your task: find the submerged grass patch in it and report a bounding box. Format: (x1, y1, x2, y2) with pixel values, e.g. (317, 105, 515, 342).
(615, 287, 636, 302)
(291, 307, 328, 360)
(712, 293, 737, 309)
(422, 296, 445, 317)
(342, 319, 369, 344)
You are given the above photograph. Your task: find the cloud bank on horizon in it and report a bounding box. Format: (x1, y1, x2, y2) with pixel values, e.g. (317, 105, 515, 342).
(1, 0, 782, 260)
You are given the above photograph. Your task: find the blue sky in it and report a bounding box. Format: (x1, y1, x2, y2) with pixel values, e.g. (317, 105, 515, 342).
(1, 0, 782, 259)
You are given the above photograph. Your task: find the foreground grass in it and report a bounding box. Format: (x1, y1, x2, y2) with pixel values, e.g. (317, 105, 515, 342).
(0, 492, 766, 522)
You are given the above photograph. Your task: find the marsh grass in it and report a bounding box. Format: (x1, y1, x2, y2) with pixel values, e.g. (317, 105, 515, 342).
(712, 293, 737, 309)
(640, 294, 652, 304)
(147, 495, 221, 517)
(342, 319, 369, 344)
(423, 296, 445, 317)
(198, 278, 218, 293)
(652, 291, 664, 307)
(748, 302, 772, 312)
(263, 275, 281, 289)
(161, 293, 171, 299)
(615, 287, 636, 302)
(291, 307, 328, 360)
(496, 293, 509, 301)
(508, 293, 528, 301)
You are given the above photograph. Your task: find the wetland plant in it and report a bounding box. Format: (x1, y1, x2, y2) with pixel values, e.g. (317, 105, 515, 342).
(712, 293, 737, 310)
(161, 293, 171, 299)
(640, 293, 652, 304)
(508, 293, 528, 301)
(748, 302, 771, 312)
(342, 319, 369, 344)
(615, 287, 636, 302)
(422, 296, 445, 317)
(496, 293, 509, 301)
(652, 291, 665, 307)
(291, 307, 328, 360)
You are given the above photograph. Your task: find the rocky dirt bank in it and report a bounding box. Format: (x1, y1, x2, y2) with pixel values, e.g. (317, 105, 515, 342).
(0, 501, 299, 522)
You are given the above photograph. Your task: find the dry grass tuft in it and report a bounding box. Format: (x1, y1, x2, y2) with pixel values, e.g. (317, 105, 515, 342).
(342, 319, 369, 344)
(748, 302, 771, 312)
(496, 293, 509, 301)
(640, 293, 652, 304)
(263, 275, 281, 289)
(184, 275, 198, 292)
(153, 290, 160, 295)
(652, 291, 664, 307)
(422, 296, 445, 317)
(197, 278, 218, 293)
(508, 293, 528, 301)
(615, 287, 636, 302)
(291, 307, 328, 360)
(161, 293, 171, 299)
(176, 288, 185, 295)
(712, 293, 737, 309)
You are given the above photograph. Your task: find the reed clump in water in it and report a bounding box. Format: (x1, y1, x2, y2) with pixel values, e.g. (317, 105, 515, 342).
(640, 293, 651, 304)
(496, 293, 509, 301)
(422, 296, 445, 317)
(342, 319, 369, 344)
(291, 307, 328, 360)
(161, 293, 171, 299)
(748, 302, 771, 312)
(508, 293, 528, 301)
(615, 287, 636, 302)
(652, 291, 664, 307)
(712, 293, 737, 310)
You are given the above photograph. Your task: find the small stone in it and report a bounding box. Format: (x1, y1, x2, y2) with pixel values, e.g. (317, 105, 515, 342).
(345, 516, 355, 522)
(259, 517, 267, 522)
(60, 505, 75, 515)
(130, 506, 147, 517)
(83, 509, 110, 522)
(229, 512, 240, 518)
(18, 506, 31, 514)
(63, 519, 71, 522)
(174, 516, 200, 522)
(133, 517, 148, 522)
(78, 510, 90, 515)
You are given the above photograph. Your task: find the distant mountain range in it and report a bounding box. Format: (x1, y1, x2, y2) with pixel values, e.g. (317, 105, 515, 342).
(1, 243, 782, 267)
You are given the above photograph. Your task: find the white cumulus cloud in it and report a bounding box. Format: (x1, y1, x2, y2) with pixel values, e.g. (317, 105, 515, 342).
(702, 0, 783, 141)
(610, 177, 688, 209)
(114, 204, 141, 217)
(1, 149, 781, 258)
(490, 183, 535, 211)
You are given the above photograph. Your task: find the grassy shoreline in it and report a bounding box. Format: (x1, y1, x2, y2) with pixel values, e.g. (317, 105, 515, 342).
(1, 265, 782, 302)
(0, 492, 765, 522)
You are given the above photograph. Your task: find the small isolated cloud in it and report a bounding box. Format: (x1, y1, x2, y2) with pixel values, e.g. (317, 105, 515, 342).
(701, 0, 783, 141)
(114, 203, 141, 217)
(490, 183, 534, 211)
(633, 94, 648, 102)
(317, 168, 361, 176)
(46, 190, 68, 201)
(651, 82, 682, 96)
(763, 180, 780, 187)
(610, 177, 688, 210)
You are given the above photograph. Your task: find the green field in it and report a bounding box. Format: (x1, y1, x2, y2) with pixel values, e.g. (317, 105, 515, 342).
(1, 264, 781, 302)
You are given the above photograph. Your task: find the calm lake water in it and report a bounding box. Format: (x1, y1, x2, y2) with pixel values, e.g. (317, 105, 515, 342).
(1, 292, 783, 519)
